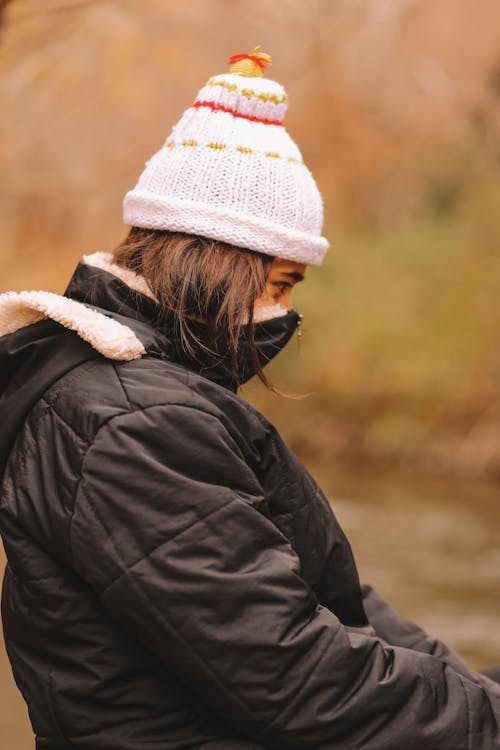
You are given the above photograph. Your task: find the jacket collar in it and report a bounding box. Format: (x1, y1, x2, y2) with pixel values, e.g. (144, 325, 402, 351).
(63, 253, 243, 390)
(0, 252, 299, 392)
(0, 253, 149, 362)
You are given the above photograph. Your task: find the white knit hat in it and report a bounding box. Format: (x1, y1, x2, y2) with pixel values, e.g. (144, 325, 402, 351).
(123, 48, 329, 266)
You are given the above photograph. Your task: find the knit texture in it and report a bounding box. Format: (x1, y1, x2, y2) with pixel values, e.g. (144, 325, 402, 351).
(123, 70, 329, 265)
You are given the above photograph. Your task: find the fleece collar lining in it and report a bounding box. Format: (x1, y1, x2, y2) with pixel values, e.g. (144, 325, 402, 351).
(81, 251, 158, 302)
(0, 253, 146, 360)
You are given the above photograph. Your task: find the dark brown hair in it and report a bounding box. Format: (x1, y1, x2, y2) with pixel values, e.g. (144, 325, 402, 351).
(113, 227, 274, 387)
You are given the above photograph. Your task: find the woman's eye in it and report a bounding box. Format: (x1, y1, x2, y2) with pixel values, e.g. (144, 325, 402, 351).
(273, 282, 291, 294)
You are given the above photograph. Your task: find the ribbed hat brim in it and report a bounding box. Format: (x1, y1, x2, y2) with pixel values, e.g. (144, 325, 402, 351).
(123, 190, 329, 266)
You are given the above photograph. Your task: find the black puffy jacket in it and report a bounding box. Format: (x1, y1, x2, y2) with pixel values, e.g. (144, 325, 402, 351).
(1, 253, 499, 750)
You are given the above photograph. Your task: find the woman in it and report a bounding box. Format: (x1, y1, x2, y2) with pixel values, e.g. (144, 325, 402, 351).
(1, 50, 499, 750)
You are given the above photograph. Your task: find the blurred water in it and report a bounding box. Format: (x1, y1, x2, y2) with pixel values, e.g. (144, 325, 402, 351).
(321, 469, 500, 669)
(1, 470, 499, 747)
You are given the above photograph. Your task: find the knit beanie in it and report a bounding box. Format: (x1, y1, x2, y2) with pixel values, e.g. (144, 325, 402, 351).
(123, 48, 329, 266)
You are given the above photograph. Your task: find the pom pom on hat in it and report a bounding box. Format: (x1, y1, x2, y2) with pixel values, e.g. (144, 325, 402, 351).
(228, 46, 272, 77)
(123, 48, 329, 266)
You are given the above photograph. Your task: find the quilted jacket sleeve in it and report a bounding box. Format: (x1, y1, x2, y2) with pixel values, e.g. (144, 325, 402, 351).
(70, 403, 500, 750)
(362, 584, 500, 695)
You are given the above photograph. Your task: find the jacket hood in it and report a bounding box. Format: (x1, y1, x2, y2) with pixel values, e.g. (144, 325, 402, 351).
(0, 252, 299, 478)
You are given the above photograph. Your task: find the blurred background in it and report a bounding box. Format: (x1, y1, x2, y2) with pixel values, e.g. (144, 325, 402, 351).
(1, 0, 500, 746)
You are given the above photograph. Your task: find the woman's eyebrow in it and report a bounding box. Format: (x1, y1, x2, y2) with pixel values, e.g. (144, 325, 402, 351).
(281, 271, 305, 283)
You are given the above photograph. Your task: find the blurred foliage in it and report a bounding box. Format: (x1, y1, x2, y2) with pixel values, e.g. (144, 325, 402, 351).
(1, 0, 500, 478)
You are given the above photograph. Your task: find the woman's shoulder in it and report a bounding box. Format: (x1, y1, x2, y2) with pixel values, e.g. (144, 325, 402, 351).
(41, 352, 268, 451)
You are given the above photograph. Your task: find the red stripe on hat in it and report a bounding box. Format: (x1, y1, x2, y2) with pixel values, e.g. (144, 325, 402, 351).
(192, 100, 283, 127)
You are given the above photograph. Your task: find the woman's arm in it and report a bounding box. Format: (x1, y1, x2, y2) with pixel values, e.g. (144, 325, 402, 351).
(69, 403, 500, 750)
(362, 583, 500, 694)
